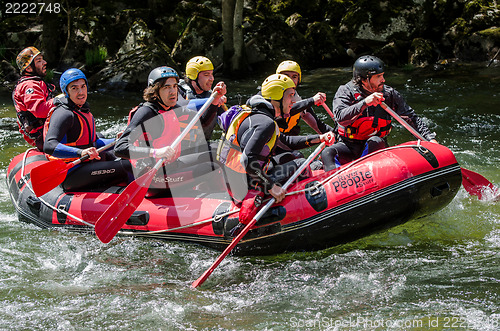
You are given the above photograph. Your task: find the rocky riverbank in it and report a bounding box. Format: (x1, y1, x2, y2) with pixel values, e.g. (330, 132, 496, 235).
(1, 0, 498, 92)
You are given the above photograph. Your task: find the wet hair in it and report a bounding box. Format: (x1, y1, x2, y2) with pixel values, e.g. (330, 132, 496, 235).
(353, 76, 364, 88)
(143, 78, 167, 102)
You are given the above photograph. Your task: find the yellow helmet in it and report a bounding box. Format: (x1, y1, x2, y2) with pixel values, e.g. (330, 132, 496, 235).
(276, 60, 301, 83)
(16, 46, 41, 73)
(185, 56, 214, 80)
(261, 74, 296, 101)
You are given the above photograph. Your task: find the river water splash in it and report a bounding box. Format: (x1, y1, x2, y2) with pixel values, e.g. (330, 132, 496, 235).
(0, 64, 498, 330)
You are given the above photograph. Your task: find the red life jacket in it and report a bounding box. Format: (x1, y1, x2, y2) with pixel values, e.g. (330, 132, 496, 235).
(129, 106, 182, 168)
(338, 83, 392, 140)
(43, 103, 96, 162)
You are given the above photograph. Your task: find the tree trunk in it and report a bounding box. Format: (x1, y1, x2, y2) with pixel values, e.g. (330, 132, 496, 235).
(222, 0, 236, 73)
(231, 0, 244, 73)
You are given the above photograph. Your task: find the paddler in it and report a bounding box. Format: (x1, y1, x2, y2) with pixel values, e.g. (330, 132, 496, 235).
(178, 56, 227, 142)
(114, 66, 226, 197)
(43, 68, 131, 191)
(321, 55, 437, 171)
(12, 46, 57, 151)
(217, 73, 335, 233)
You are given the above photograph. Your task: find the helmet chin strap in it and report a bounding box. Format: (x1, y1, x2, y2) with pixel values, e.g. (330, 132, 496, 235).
(194, 78, 204, 93)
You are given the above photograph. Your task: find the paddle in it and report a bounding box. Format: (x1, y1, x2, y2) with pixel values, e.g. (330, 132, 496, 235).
(94, 92, 218, 244)
(379, 102, 497, 200)
(30, 140, 116, 197)
(321, 102, 335, 119)
(192, 142, 327, 288)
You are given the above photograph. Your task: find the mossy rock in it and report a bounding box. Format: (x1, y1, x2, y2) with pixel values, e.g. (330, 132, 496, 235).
(477, 27, 500, 42)
(409, 38, 435, 67)
(170, 16, 221, 67)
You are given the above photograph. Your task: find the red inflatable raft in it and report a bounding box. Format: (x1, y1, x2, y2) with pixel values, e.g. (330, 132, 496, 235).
(6, 141, 462, 255)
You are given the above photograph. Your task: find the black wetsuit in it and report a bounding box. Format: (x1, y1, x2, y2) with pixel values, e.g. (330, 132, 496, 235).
(44, 97, 131, 191)
(322, 82, 436, 171)
(115, 101, 222, 197)
(238, 95, 320, 194)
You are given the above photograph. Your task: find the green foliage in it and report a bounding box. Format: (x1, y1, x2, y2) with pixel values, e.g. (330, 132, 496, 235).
(0, 45, 6, 60)
(45, 69, 55, 83)
(85, 46, 108, 67)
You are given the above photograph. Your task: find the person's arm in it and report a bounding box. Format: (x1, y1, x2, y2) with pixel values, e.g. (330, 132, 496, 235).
(240, 121, 277, 191)
(333, 84, 366, 126)
(291, 97, 315, 113)
(302, 108, 334, 134)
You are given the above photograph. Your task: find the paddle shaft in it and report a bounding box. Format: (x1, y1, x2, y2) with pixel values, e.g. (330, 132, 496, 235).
(144, 93, 218, 175)
(74, 140, 117, 165)
(192, 142, 326, 288)
(379, 102, 427, 141)
(380, 101, 498, 200)
(321, 102, 335, 119)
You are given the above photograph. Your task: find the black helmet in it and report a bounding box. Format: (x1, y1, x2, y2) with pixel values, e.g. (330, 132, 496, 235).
(353, 55, 385, 79)
(147, 66, 179, 86)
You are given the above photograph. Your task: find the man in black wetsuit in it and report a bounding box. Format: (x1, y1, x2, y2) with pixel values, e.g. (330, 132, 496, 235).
(43, 68, 130, 191)
(321, 55, 437, 171)
(217, 73, 334, 225)
(275, 60, 333, 137)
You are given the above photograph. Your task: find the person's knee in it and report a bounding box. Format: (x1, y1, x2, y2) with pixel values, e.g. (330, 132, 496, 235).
(366, 136, 386, 153)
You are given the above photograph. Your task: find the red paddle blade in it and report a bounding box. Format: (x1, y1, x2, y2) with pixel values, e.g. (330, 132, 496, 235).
(461, 167, 499, 200)
(30, 160, 73, 197)
(94, 168, 157, 243)
(191, 217, 257, 288)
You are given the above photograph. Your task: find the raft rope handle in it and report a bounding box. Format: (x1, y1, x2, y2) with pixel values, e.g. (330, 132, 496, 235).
(20, 148, 96, 228)
(19, 149, 242, 233)
(18, 143, 425, 236)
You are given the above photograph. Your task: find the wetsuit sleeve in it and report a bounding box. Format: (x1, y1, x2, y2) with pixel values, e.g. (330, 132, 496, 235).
(43, 109, 82, 158)
(114, 106, 157, 159)
(303, 107, 334, 133)
(95, 138, 115, 149)
(21, 81, 54, 118)
(333, 84, 365, 126)
(280, 133, 320, 150)
(291, 97, 315, 113)
(240, 121, 277, 190)
(388, 89, 436, 141)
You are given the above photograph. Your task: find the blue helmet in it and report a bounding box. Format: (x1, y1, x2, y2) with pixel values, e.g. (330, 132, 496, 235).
(60, 68, 87, 97)
(148, 66, 179, 86)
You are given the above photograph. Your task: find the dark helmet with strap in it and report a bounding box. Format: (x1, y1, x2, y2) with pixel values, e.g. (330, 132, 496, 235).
(353, 55, 385, 79)
(148, 66, 179, 86)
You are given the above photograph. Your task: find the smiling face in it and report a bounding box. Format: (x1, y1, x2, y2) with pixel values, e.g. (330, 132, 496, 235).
(363, 72, 385, 93)
(196, 70, 214, 92)
(158, 77, 178, 108)
(67, 79, 87, 106)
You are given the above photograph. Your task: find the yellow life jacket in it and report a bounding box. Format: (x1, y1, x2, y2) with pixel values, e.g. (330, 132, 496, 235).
(216, 107, 280, 174)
